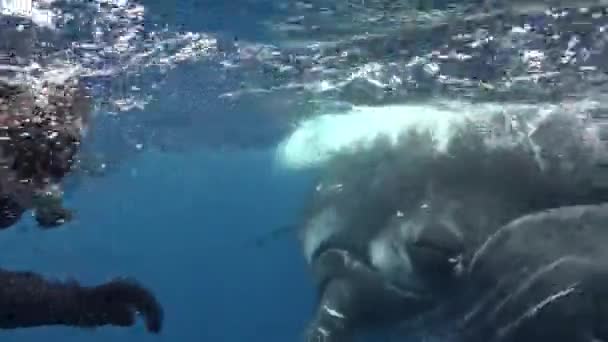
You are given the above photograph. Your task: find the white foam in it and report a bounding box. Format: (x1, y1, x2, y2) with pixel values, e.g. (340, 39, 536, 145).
(0, 0, 31, 17)
(0, 0, 56, 28)
(276, 104, 482, 170)
(274, 101, 567, 170)
(31, 7, 55, 28)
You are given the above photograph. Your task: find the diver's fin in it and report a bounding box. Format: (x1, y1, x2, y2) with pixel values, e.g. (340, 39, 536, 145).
(0, 270, 163, 333)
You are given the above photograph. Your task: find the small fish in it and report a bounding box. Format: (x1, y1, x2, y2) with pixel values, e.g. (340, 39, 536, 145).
(244, 224, 296, 248)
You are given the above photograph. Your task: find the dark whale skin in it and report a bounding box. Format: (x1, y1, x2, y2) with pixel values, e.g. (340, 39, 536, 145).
(458, 204, 608, 342)
(299, 107, 608, 342)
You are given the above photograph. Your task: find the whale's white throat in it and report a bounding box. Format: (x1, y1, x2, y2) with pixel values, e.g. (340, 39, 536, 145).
(275, 102, 553, 170)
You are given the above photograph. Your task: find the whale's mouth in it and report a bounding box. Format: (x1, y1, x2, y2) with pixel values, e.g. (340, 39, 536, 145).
(406, 240, 465, 280)
(315, 247, 434, 302)
(409, 236, 463, 265)
(408, 248, 466, 291)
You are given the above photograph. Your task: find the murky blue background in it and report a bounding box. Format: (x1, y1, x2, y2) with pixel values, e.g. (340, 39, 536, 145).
(0, 1, 317, 341)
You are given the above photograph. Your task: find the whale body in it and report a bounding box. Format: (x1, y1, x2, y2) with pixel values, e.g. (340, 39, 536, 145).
(282, 100, 608, 341)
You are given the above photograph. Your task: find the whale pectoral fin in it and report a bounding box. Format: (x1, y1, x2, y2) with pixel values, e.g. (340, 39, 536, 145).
(581, 265, 608, 342)
(463, 257, 608, 342)
(305, 249, 376, 342)
(305, 278, 356, 342)
(483, 259, 595, 342)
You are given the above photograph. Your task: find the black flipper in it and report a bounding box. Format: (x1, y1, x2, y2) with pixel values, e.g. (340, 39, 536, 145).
(32, 191, 73, 229)
(305, 278, 356, 342)
(0, 269, 163, 333)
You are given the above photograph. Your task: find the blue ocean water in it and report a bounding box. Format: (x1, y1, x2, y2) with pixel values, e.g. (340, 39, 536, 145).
(0, 149, 317, 341)
(0, 1, 319, 341)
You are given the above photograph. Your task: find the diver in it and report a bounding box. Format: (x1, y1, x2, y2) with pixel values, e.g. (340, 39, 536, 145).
(0, 1, 164, 333)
